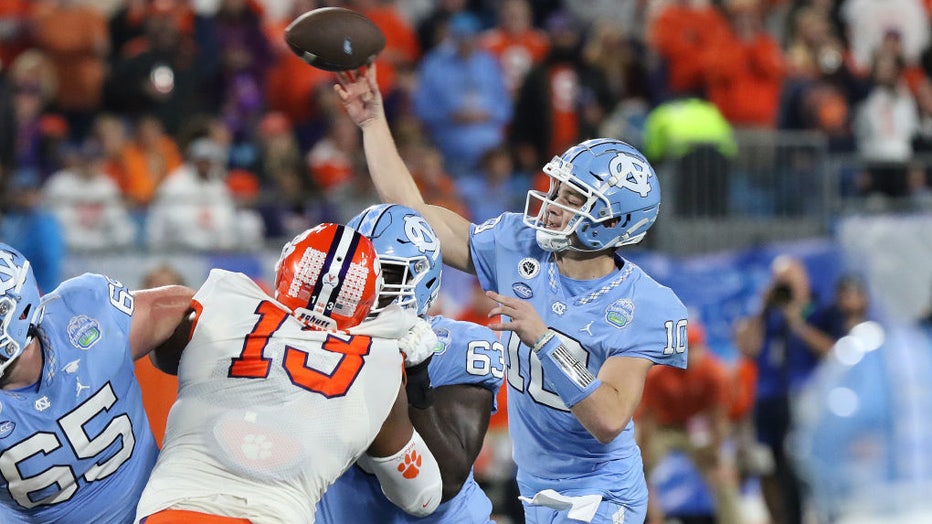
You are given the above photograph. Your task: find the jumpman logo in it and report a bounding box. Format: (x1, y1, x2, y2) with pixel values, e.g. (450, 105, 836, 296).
(580, 321, 594, 336)
(75, 379, 90, 397)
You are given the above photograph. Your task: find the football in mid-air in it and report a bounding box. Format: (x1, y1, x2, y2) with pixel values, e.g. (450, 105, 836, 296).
(284, 7, 386, 72)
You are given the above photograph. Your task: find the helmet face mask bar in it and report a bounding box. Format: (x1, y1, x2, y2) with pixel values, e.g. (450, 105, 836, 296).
(348, 204, 442, 317)
(374, 254, 435, 315)
(0, 245, 44, 378)
(523, 139, 661, 253)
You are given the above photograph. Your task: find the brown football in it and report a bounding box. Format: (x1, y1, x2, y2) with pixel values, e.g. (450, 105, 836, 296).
(284, 7, 386, 72)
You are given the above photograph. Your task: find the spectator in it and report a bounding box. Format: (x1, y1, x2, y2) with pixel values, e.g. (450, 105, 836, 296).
(254, 111, 322, 238)
(852, 50, 919, 198)
(146, 137, 243, 251)
(479, 0, 550, 98)
(105, 2, 220, 135)
(116, 114, 183, 208)
(778, 6, 860, 150)
(510, 10, 613, 176)
(406, 143, 470, 218)
(213, 0, 272, 143)
(92, 113, 131, 194)
(706, 0, 786, 128)
(457, 145, 528, 223)
(0, 171, 64, 293)
(637, 321, 742, 524)
(350, 0, 422, 104)
(582, 20, 650, 107)
(307, 112, 360, 196)
(414, 11, 512, 178)
(134, 263, 188, 448)
(7, 49, 66, 182)
(807, 274, 872, 343)
(263, 0, 334, 133)
(642, 98, 737, 217)
(415, 0, 468, 53)
(583, 19, 652, 141)
(31, 0, 109, 141)
(841, 0, 929, 75)
(0, 0, 34, 70)
(43, 140, 137, 251)
(739, 255, 840, 524)
(647, 0, 730, 99)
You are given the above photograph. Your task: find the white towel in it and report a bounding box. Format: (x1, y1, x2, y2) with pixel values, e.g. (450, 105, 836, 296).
(518, 489, 603, 522)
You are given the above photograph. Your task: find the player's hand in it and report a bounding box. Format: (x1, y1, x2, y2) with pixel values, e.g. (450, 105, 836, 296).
(335, 64, 383, 129)
(398, 317, 440, 368)
(485, 290, 549, 348)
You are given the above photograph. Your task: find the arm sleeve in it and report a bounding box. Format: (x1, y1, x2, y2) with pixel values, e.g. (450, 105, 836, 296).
(356, 429, 442, 517)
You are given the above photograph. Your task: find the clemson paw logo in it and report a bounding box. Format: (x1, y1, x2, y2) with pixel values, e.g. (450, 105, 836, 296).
(397, 449, 422, 479)
(242, 434, 273, 460)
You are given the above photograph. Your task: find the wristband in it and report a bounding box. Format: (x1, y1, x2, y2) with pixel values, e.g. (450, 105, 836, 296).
(534, 331, 601, 408)
(531, 329, 556, 352)
(403, 357, 434, 409)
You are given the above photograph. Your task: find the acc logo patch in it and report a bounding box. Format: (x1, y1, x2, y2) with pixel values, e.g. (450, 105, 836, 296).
(518, 258, 540, 279)
(67, 315, 101, 350)
(605, 299, 635, 329)
(433, 327, 451, 355)
(512, 282, 533, 299)
(0, 420, 14, 439)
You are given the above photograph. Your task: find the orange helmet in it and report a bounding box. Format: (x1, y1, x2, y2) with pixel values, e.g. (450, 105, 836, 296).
(274, 223, 382, 331)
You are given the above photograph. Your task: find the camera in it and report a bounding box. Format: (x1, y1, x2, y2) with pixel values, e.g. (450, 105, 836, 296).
(769, 282, 794, 308)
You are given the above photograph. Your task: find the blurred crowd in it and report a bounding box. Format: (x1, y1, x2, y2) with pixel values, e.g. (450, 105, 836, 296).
(2, 0, 932, 262)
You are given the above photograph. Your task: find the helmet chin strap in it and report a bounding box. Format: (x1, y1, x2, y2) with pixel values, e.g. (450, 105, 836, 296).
(536, 229, 609, 254)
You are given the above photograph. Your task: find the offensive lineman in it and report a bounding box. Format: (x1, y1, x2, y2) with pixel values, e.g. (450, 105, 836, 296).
(318, 204, 504, 523)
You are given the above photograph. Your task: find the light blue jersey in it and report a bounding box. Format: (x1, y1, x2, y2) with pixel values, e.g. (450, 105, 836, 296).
(0, 274, 157, 524)
(317, 316, 504, 523)
(469, 213, 687, 511)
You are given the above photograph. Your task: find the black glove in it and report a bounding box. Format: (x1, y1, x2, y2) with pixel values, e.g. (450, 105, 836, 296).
(405, 356, 434, 409)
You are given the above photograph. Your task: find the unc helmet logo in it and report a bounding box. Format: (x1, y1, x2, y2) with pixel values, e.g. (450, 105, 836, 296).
(609, 152, 653, 198)
(404, 215, 439, 256)
(0, 251, 22, 296)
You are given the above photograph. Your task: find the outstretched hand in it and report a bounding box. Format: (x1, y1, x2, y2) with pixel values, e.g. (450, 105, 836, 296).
(485, 290, 549, 348)
(334, 64, 383, 129)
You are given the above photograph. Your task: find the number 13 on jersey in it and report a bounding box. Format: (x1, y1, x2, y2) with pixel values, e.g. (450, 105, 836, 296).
(226, 300, 373, 398)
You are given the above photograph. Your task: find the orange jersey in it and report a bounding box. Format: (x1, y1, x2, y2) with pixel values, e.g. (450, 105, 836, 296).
(134, 357, 178, 448)
(728, 356, 758, 421)
(641, 353, 731, 427)
(480, 29, 550, 95)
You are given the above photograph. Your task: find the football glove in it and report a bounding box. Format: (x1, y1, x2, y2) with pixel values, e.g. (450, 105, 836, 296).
(398, 317, 440, 368)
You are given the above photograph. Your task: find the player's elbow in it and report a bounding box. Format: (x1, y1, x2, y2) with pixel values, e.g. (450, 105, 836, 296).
(361, 430, 443, 517)
(588, 418, 629, 444)
(439, 462, 470, 502)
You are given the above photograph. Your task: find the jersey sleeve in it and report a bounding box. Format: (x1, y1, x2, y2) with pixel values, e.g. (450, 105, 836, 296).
(468, 213, 523, 293)
(428, 317, 505, 397)
(607, 284, 688, 369)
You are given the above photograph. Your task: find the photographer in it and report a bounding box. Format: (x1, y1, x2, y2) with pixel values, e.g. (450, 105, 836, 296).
(739, 255, 838, 524)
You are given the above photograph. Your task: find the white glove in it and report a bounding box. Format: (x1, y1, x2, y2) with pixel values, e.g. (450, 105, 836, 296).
(398, 318, 440, 367)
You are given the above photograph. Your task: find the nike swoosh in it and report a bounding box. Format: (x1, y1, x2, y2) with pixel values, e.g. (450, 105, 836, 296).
(421, 498, 433, 509)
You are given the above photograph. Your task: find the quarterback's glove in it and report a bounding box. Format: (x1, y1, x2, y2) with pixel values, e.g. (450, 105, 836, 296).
(398, 318, 440, 368)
